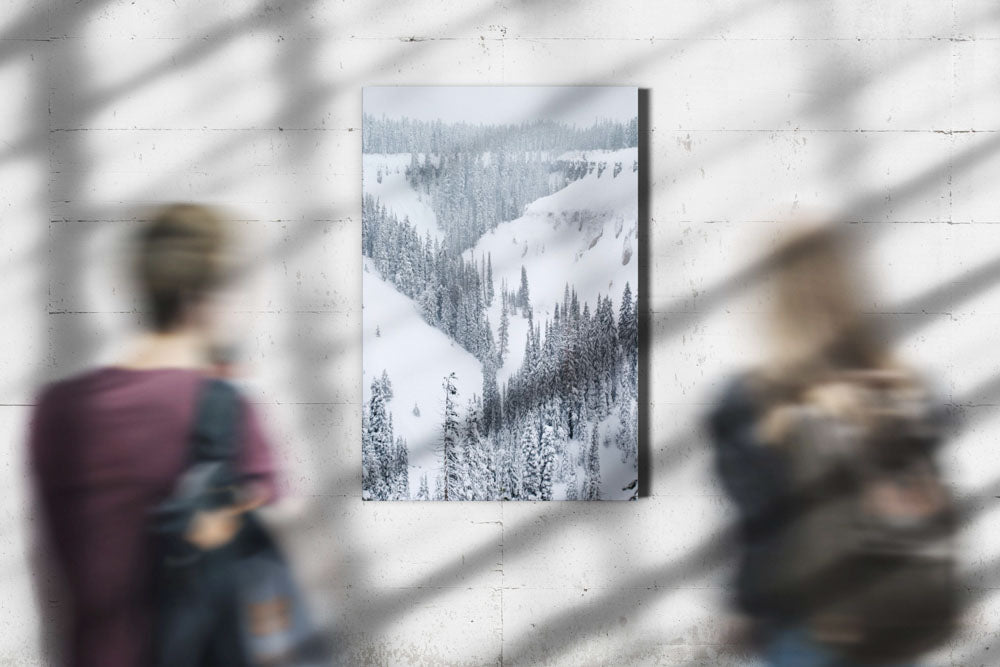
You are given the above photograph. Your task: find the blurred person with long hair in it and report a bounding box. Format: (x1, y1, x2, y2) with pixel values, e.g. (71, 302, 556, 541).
(707, 225, 958, 666)
(29, 204, 278, 666)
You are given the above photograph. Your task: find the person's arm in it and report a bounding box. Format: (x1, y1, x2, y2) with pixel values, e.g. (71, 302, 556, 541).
(26, 386, 72, 665)
(184, 394, 279, 550)
(234, 397, 280, 503)
(183, 493, 266, 550)
(707, 377, 790, 525)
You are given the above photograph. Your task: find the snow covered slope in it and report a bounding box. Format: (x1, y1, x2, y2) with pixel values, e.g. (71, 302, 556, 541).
(469, 147, 639, 386)
(362, 153, 442, 241)
(362, 258, 483, 492)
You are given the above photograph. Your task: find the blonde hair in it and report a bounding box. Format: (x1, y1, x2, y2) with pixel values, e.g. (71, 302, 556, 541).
(762, 224, 893, 395)
(136, 204, 230, 331)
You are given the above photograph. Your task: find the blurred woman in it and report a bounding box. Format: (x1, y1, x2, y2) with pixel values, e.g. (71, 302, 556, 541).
(707, 225, 956, 666)
(29, 204, 277, 667)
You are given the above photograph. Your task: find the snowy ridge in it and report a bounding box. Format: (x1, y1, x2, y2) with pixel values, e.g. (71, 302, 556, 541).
(362, 153, 442, 241)
(362, 258, 483, 493)
(469, 147, 639, 388)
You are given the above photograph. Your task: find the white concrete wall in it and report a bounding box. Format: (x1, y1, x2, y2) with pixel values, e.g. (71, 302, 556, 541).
(2, 1, 998, 664)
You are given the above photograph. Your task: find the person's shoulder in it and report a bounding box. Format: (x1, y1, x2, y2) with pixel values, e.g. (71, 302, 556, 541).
(705, 369, 768, 433)
(712, 369, 766, 410)
(33, 367, 108, 409)
(200, 377, 258, 404)
(197, 378, 268, 428)
(29, 369, 116, 459)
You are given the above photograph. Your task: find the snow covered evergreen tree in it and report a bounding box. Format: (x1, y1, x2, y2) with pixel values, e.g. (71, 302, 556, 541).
(482, 364, 502, 435)
(538, 404, 558, 501)
(583, 427, 601, 501)
(416, 473, 430, 501)
(520, 416, 541, 500)
(362, 114, 637, 155)
(595, 294, 619, 412)
(363, 374, 399, 500)
(393, 436, 410, 500)
(440, 372, 463, 501)
(498, 302, 510, 364)
(380, 369, 394, 401)
(516, 265, 531, 313)
(462, 398, 496, 500)
(564, 451, 579, 500)
(485, 253, 495, 306)
(617, 401, 636, 464)
(618, 282, 638, 397)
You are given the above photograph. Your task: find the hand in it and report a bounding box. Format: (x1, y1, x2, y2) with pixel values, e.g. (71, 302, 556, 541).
(758, 404, 803, 447)
(185, 507, 242, 550)
(805, 382, 868, 422)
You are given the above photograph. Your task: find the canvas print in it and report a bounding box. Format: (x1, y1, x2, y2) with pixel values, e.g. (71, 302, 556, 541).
(362, 86, 639, 500)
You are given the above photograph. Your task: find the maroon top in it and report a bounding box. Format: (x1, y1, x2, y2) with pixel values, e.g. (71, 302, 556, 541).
(29, 367, 278, 667)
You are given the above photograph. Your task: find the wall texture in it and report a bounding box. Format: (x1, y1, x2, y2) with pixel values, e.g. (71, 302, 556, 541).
(2, 1, 998, 665)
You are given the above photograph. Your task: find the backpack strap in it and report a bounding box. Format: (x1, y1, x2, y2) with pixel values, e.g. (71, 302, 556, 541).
(180, 378, 245, 509)
(189, 378, 243, 466)
(150, 379, 245, 545)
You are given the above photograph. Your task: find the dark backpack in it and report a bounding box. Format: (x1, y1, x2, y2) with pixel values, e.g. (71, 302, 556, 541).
(765, 381, 959, 663)
(150, 379, 329, 666)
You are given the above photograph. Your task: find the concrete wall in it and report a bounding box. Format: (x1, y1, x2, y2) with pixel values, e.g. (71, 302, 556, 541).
(1, 1, 997, 664)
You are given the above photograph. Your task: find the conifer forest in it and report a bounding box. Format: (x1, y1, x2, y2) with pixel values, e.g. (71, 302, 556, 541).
(362, 88, 639, 500)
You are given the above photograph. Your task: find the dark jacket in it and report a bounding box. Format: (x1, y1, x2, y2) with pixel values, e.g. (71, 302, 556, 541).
(707, 374, 793, 620)
(707, 372, 952, 622)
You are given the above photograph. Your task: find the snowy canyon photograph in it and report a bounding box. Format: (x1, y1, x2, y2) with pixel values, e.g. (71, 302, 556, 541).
(362, 86, 639, 501)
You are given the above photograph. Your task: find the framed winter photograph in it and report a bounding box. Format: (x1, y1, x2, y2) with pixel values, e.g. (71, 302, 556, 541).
(362, 86, 639, 501)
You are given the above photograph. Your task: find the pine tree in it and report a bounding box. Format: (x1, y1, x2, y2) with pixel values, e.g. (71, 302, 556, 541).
(407, 152, 419, 188)
(499, 428, 522, 500)
(363, 376, 394, 500)
(417, 473, 430, 501)
(626, 117, 639, 147)
(617, 400, 634, 464)
(517, 265, 530, 313)
(380, 369, 394, 401)
(618, 282, 635, 349)
(393, 436, 410, 500)
(383, 413, 397, 494)
(498, 301, 510, 364)
(482, 365, 501, 434)
(481, 315, 496, 365)
(441, 372, 462, 501)
(618, 282, 638, 398)
(486, 253, 495, 306)
(564, 448, 579, 500)
(594, 295, 619, 413)
(584, 427, 601, 500)
(361, 406, 373, 500)
(538, 405, 558, 501)
(521, 416, 541, 500)
(462, 398, 493, 500)
(419, 285, 439, 325)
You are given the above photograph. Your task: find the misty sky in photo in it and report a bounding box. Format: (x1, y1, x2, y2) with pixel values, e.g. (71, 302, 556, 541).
(363, 86, 637, 126)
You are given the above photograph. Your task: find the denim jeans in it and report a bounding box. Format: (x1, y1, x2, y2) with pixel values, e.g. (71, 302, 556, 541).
(766, 626, 916, 667)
